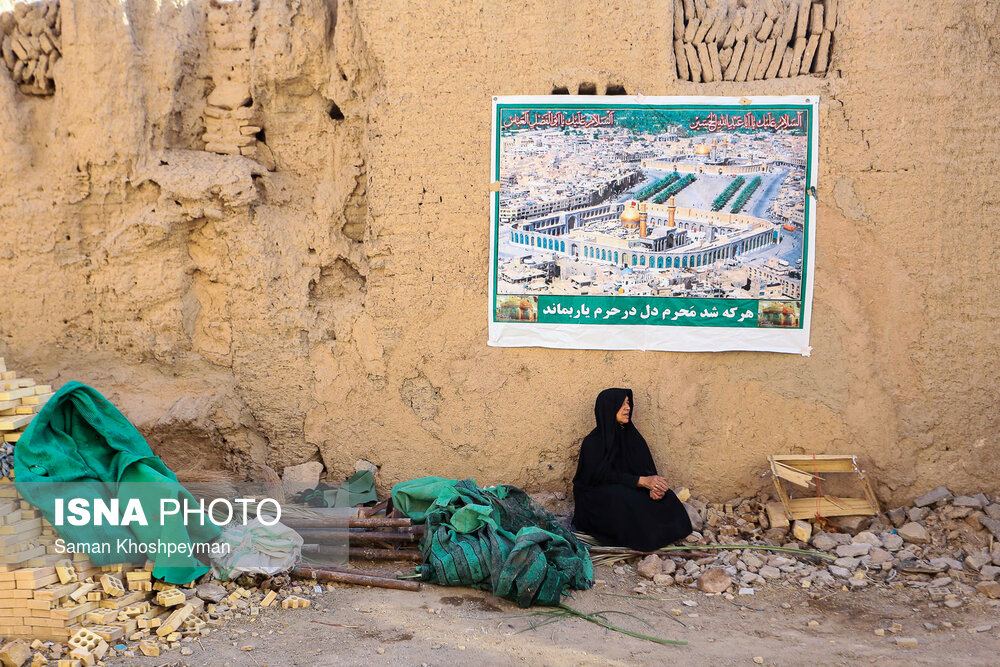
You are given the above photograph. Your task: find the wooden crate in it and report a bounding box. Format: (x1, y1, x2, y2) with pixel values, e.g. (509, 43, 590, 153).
(767, 454, 879, 522)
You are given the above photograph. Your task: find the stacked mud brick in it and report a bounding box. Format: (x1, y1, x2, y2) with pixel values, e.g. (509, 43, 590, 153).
(202, 0, 276, 170)
(0, 358, 54, 480)
(672, 0, 837, 82)
(0, 0, 61, 96)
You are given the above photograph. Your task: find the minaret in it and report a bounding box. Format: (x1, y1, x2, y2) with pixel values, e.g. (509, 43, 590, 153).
(639, 202, 648, 238)
(711, 137, 717, 160)
(667, 196, 676, 228)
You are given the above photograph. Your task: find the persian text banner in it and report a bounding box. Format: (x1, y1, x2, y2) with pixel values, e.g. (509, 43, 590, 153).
(488, 95, 818, 355)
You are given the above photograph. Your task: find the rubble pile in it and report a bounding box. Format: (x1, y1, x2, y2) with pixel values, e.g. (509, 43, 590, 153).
(629, 487, 1000, 605)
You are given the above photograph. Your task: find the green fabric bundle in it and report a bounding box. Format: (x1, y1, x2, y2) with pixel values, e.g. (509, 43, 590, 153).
(391, 477, 593, 607)
(14, 382, 220, 584)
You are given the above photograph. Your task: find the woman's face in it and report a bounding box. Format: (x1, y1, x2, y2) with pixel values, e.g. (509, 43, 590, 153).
(615, 397, 631, 425)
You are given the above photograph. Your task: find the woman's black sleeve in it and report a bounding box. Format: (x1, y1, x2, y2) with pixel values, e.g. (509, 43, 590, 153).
(578, 436, 639, 488)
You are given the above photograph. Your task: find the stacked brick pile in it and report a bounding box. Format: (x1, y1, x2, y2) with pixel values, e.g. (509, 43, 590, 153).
(672, 0, 837, 82)
(0, 358, 54, 480)
(0, 0, 61, 96)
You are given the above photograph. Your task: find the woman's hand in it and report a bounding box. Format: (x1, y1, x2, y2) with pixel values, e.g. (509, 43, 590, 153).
(638, 475, 670, 494)
(649, 488, 665, 500)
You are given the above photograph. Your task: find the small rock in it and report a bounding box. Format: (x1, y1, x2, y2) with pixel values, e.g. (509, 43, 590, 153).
(683, 502, 704, 532)
(738, 587, 755, 595)
(895, 637, 919, 647)
(697, 568, 732, 594)
(965, 552, 991, 572)
(836, 543, 871, 558)
(807, 620, 820, 627)
(908, 507, 929, 522)
(984, 504, 1000, 521)
(376, 648, 385, 655)
(897, 522, 930, 544)
(853, 531, 882, 546)
(887, 508, 907, 528)
(979, 517, 1000, 539)
(953, 495, 985, 508)
(354, 459, 379, 476)
(976, 581, 1000, 599)
(661, 559, 677, 575)
(869, 548, 893, 564)
(979, 565, 1000, 579)
(874, 628, 885, 636)
(792, 520, 812, 543)
(881, 533, 904, 551)
(834, 557, 859, 569)
(742, 553, 764, 569)
(828, 565, 851, 578)
(180, 648, 193, 656)
(637, 555, 662, 579)
(832, 515, 869, 533)
(758, 566, 781, 580)
(811, 533, 838, 552)
(0, 641, 32, 667)
(196, 582, 229, 604)
(753, 658, 764, 665)
(653, 574, 674, 586)
(207, 80, 252, 110)
(944, 599, 962, 609)
(973, 624, 993, 633)
(914, 486, 952, 508)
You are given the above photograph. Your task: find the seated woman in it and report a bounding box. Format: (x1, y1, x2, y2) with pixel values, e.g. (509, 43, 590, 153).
(572, 387, 692, 552)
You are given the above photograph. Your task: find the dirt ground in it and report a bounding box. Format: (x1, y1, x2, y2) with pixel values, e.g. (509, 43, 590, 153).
(105, 562, 1000, 666)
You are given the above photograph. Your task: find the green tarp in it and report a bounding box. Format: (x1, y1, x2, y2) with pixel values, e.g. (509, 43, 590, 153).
(15, 382, 220, 584)
(392, 477, 593, 607)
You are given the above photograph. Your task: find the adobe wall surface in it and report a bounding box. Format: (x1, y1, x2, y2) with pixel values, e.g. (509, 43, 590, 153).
(1, 0, 998, 505)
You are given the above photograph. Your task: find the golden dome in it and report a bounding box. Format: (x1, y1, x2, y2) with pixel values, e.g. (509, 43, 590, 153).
(620, 204, 641, 223)
(694, 143, 712, 156)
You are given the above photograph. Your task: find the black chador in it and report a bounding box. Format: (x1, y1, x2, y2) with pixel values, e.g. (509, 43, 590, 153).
(572, 388, 693, 551)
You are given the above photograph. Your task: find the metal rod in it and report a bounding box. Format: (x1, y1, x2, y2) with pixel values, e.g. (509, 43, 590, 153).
(348, 547, 422, 562)
(297, 563, 402, 579)
(292, 567, 421, 592)
(295, 530, 420, 544)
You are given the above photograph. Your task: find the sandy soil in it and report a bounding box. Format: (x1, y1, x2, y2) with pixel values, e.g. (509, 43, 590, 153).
(106, 563, 1000, 666)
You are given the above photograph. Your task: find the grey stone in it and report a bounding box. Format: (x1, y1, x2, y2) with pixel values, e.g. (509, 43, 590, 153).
(887, 508, 907, 528)
(965, 552, 991, 572)
(979, 516, 1000, 539)
(836, 543, 872, 558)
(811, 533, 838, 552)
(827, 565, 851, 578)
(984, 504, 1000, 521)
(913, 486, 952, 508)
(742, 553, 764, 569)
(683, 502, 704, 531)
(834, 557, 860, 569)
(661, 558, 677, 575)
(354, 458, 379, 476)
(898, 522, 930, 544)
(848, 578, 869, 588)
(979, 565, 1000, 579)
(908, 507, 929, 522)
(953, 495, 985, 508)
(853, 531, 882, 547)
(758, 565, 781, 580)
(637, 555, 663, 579)
(653, 573, 674, 586)
(881, 533, 904, 551)
(869, 548, 894, 564)
(195, 582, 228, 603)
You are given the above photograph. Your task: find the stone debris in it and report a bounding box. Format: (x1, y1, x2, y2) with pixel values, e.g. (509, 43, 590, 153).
(673, 0, 837, 82)
(615, 486, 1000, 606)
(0, 1, 60, 96)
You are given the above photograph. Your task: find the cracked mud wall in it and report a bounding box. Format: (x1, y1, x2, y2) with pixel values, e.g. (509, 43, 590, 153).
(1, 0, 998, 505)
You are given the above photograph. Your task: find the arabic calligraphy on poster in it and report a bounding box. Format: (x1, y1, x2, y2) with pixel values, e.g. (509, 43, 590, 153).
(538, 297, 757, 327)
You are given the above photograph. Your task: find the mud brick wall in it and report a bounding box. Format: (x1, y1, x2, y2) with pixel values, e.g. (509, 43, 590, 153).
(0, 0, 998, 505)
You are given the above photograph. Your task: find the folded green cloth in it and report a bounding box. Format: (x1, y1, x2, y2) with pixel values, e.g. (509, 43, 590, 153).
(15, 382, 220, 584)
(392, 477, 592, 607)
